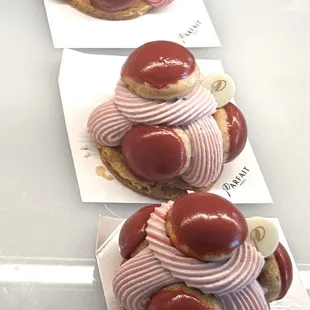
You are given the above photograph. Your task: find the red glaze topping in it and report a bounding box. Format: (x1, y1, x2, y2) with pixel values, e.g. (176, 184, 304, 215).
(121, 41, 196, 89)
(119, 204, 158, 259)
(274, 242, 293, 300)
(147, 289, 210, 310)
(122, 125, 187, 182)
(90, 0, 134, 12)
(224, 102, 248, 163)
(168, 193, 248, 256)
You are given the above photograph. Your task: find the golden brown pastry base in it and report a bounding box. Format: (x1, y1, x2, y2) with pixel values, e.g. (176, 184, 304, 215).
(98, 145, 220, 200)
(68, 0, 152, 20)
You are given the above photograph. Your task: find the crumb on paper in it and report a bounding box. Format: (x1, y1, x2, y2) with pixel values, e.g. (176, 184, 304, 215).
(84, 152, 91, 158)
(81, 145, 89, 150)
(96, 165, 114, 181)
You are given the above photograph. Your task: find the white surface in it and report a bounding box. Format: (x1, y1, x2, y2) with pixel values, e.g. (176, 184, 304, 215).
(43, 0, 221, 48)
(0, 0, 310, 309)
(59, 49, 272, 204)
(96, 216, 310, 310)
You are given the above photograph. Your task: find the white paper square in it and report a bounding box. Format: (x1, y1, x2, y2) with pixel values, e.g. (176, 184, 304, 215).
(58, 49, 272, 204)
(95, 217, 310, 310)
(43, 0, 221, 48)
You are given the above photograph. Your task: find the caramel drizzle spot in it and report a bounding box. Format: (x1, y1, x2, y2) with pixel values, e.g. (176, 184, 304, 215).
(96, 165, 114, 181)
(250, 226, 266, 251)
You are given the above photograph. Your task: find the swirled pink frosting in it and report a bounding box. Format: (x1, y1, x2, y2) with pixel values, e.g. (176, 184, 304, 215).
(146, 0, 174, 8)
(219, 280, 269, 310)
(146, 202, 264, 296)
(87, 100, 132, 147)
(113, 203, 268, 310)
(181, 117, 223, 187)
(115, 81, 216, 126)
(87, 81, 223, 187)
(113, 247, 177, 310)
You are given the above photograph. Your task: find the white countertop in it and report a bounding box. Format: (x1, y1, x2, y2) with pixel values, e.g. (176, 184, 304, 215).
(0, 0, 309, 309)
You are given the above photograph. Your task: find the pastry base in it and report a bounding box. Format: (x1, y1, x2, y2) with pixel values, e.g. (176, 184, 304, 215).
(98, 145, 220, 201)
(68, 0, 152, 20)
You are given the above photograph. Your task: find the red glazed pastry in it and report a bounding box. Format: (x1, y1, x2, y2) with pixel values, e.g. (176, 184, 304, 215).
(121, 41, 200, 100)
(122, 125, 191, 182)
(213, 102, 248, 163)
(88, 41, 248, 200)
(147, 284, 223, 310)
(112, 193, 274, 310)
(119, 204, 159, 258)
(258, 242, 293, 302)
(165, 192, 248, 261)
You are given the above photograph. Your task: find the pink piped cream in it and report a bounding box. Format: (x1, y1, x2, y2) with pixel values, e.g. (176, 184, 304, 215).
(87, 80, 223, 188)
(112, 203, 269, 310)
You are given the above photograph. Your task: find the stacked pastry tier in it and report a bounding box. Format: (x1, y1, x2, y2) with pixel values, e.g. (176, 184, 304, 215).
(68, 0, 174, 20)
(113, 193, 293, 310)
(88, 41, 248, 199)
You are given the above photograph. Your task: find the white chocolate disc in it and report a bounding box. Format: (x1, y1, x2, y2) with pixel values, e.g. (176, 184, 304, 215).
(200, 73, 235, 108)
(246, 217, 279, 258)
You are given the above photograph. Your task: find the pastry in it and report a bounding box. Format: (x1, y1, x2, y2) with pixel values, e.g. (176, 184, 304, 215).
(68, 0, 173, 20)
(258, 242, 293, 302)
(113, 192, 293, 310)
(88, 40, 248, 199)
(165, 193, 248, 262)
(121, 41, 200, 100)
(213, 102, 247, 162)
(147, 284, 223, 310)
(119, 204, 158, 258)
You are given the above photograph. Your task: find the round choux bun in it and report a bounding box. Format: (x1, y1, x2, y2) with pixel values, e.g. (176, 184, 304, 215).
(147, 284, 223, 310)
(258, 242, 293, 302)
(68, 0, 152, 20)
(98, 144, 220, 201)
(121, 41, 200, 100)
(166, 192, 248, 262)
(213, 102, 248, 163)
(122, 125, 191, 182)
(119, 204, 159, 259)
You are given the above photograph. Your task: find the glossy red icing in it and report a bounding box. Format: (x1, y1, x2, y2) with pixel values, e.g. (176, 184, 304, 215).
(147, 289, 211, 310)
(119, 204, 158, 259)
(122, 125, 187, 181)
(224, 102, 248, 163)
(121, 41, 196, 89)
(274, 242, 293, 300)
(90, 0, 134, 12)
(168, 192, 248, 256)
